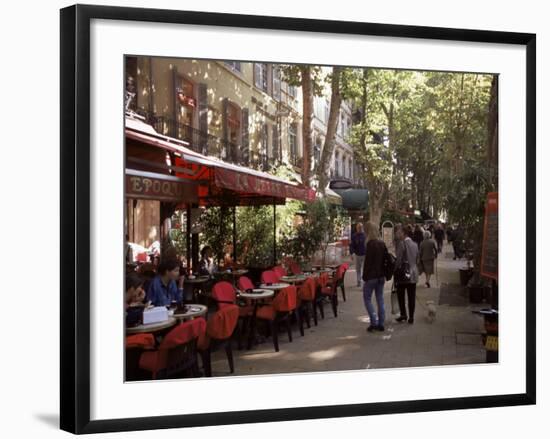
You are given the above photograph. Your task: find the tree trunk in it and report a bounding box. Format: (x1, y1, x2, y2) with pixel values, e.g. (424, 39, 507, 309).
(369, 200, 383, 229)
(487, 75, 498, 185)
(301, 66, 314, 188)
(317, 67, 343, 194)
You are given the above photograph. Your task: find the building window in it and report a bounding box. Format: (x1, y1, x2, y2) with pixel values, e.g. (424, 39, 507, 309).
(348, 158, 353, 179)
(289, 123, 298, 164)
(314, 136, 321, 168)
(288, 85, 297, 98)
(272, 66, 281, 101)
(324, 100, 330, 124)
(272, 124, 279, 163)
(335, 152, 341, 177)
(225, 61, 241, 72)
(125, 56, 138, 111)
(227, 102, 241, 146)
(261, 124, 269, 170)
(342, 155, 347, 178)
(339, 112, 345, 136)
(254, 63, 268, 92)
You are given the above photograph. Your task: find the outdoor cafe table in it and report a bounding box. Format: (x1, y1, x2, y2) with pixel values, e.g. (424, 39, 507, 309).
(279, 275, 308, 285)
(258, 282, 291, 291)
(126, 316, 177, 334)
(172, 304, 208, 321)
(184, 275, 210, 302)
(237, 289, 275, 350)
(312, 263, 339, 269)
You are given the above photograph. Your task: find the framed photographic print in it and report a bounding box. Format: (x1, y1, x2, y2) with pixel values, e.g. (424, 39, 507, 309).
(60, 4, 536, 434)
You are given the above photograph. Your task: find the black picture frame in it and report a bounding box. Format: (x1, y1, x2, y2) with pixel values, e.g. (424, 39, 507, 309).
(60, 4, 536, 434)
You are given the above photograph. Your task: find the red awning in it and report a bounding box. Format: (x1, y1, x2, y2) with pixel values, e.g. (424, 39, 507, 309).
(125, 116, 315, 205)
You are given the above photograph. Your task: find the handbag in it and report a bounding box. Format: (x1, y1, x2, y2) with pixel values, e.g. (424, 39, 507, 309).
(394, 241, 412, 284)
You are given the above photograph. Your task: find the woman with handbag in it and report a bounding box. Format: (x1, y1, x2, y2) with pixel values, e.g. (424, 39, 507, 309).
(394, 224, 419, 324)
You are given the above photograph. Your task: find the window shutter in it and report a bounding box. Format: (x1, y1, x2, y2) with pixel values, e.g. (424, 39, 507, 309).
(254, 63, 261, 89)
(222, 98, 229, 160)
(272, 67, 281, 101)
(241, 108, 249, 165)
(198, 83, 208, 155)
(272, 124, 279, 163)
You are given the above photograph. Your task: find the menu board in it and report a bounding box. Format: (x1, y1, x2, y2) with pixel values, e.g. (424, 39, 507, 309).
(481, 192, 498, 280)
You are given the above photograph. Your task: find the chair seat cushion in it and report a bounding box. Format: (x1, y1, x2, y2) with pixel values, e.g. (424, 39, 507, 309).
(256, 305, 276, 321)
(320, 286, 334, 296)
(139, 350, 164, 373)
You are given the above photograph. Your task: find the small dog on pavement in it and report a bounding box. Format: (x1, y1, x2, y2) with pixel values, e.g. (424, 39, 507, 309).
(426, 300, 437, 323)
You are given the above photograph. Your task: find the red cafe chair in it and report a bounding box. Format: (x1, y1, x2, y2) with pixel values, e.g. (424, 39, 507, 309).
(338, 263, 349, 302)
(125, 333, 156, 381)
(297, 276, 319, 331)
(237, 275, 255, 291)
(199, 305, 240, 376)
(288, 260, 302, 275)
(212, 281, 253, 349)
(138, 319, 207, 379)
(272, 265, 287, 281)
(256, 285, 299, 352)
(261, 270, 278, 285)
(317, 268, 342, 318)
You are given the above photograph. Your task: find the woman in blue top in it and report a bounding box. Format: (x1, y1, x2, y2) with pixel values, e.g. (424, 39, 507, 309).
(146, 259, 184, 307)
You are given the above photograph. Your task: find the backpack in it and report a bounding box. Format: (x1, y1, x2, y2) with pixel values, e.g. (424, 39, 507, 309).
(383, 247, 396, 281)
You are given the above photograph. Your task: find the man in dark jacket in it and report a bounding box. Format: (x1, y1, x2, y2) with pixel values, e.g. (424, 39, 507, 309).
(362, 221, 388, 332)
(350, 223, 367, 287)
(412, 224, 424, 248)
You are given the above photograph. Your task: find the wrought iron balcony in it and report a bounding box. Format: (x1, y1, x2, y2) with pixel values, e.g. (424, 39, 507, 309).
(134, 110, 247, 166)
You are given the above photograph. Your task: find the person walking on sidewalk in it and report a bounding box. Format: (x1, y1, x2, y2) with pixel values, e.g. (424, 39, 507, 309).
(362, 221, 388, 332)
(350, 222, 367, 287)
(419, 230, 438, 288)
(395, 224, 419, 324)
(413, 224, 424, 249)
(434, 223, 445, 253)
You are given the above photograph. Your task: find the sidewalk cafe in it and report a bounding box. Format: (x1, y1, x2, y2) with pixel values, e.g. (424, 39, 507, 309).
(124, 113, 351, 381)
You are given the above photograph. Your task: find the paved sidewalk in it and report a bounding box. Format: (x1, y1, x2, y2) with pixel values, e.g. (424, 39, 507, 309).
(209, 243, 488, 376)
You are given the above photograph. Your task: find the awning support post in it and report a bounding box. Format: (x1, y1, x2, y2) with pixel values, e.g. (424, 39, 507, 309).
(273, 202, 277, 266)
(186, 205, 191, 272)
(233, 206, 237, 263)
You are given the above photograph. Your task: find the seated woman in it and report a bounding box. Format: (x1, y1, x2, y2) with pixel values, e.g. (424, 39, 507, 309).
(198, 245, 216, 276)
(237, 239, 250, 267)
(145, 259, 184, 307)
(222, 243, 236, 270)
(125, 272, 146, 309)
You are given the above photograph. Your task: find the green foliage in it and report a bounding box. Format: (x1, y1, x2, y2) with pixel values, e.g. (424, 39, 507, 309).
(279, 199, 338, 264)
(200, 206, 232, 264)
(236, 205, 274, 267)
(279, 64, 326, 96)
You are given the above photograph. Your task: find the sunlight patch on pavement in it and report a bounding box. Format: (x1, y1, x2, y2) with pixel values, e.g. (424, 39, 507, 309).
(308, 347, 343, 361)
(241, 351, 291, 361)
